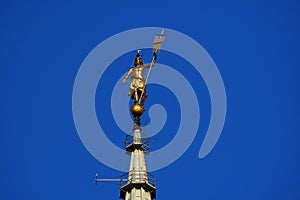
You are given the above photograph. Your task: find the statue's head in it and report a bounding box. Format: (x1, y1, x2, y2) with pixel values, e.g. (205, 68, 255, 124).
(134, 51, 144, 66)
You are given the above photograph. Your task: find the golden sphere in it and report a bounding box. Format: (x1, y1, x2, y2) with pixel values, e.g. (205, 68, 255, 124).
(130, 103, 144, 116)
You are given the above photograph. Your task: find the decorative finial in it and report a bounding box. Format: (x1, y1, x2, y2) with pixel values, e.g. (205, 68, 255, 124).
(121, 30, 166, 119)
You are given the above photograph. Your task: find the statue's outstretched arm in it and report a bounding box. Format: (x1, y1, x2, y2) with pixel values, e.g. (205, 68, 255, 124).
(122, 68, 133, 84)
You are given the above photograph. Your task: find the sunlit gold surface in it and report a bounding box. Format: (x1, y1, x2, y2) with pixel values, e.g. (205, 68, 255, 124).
(130, 103, 144, 116)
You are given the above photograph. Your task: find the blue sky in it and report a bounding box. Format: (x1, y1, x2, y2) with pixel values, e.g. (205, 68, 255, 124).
(0, 0, 299, 199)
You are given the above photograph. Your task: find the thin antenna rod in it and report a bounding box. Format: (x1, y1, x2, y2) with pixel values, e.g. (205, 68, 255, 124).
(94, 178, 128, 182)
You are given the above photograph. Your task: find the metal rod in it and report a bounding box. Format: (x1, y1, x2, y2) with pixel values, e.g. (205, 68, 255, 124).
(94, 178, 128, 182)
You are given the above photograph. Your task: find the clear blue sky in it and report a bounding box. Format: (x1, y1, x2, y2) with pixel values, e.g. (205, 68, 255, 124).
(0, 0, 299, 199)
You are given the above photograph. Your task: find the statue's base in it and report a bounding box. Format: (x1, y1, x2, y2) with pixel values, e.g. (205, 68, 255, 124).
(130, 103, 144, 117)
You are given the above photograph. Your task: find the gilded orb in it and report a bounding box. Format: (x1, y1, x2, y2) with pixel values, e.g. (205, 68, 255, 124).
(130, 103, 144, 116)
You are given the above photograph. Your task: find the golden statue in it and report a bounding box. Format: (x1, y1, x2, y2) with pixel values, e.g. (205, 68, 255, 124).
(122, 30, 166, 117)
(121, 51, 156, 106)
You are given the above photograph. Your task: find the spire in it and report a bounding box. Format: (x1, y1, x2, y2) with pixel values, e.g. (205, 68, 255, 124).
(120, 110, 156, 200)
(119, 30, 166, 200)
